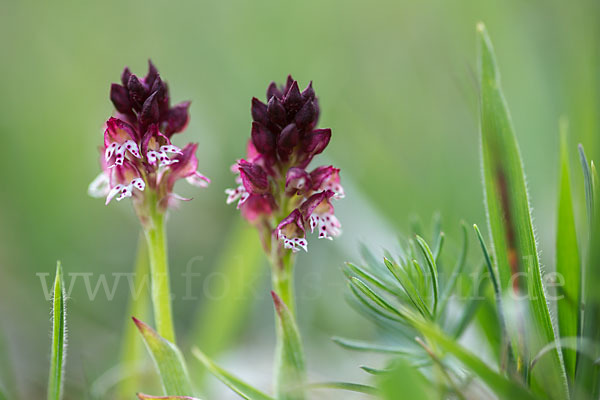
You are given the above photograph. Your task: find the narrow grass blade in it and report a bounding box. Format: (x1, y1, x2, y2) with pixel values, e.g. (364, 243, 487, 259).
(137, 395, 201, 399)
(189, 224, 265, 361)
(271, 291, 305, 400)
(47, 261, 66, 400)
(578, 144, 594, 227)
(191, 347, 274, 400)
(477, 22, 568, 398)
(133, 318, 193, 396)
(306, 382, 378, 396)
(331, 336, 413, 355)
(575, 160, 600, 398)
(555, 122, 580, 381)
(119, 233, 151, 398)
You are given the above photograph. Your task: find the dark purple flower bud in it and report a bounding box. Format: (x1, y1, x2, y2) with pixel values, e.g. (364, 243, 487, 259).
(140, 91, 160, 127)
(165, 101, 190, 136)
(310, 165, 344, 198)
(267, 96, 287, 127)
(286, 167, 312, 195)
(267, 82, 283, 100)
(121, 67, 132, 87)
(295, 100, 316, 129)
(301, 81, 315, 101)
(278, 123, 299, 159)
(283, 80, 302, 114)
(251, 122, 276, 155)
(145, 60, 159, 89)
(251, 97, 268, 125)
(284, 75, 295, 94)
(127, 74, 147, 110)
(238, 160, 270, 194)
(110, 83, 132, 114)
(302, 128, 331, 156)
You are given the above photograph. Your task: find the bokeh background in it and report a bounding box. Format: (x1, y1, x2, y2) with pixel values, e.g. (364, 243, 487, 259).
(0, 0, 598, 398)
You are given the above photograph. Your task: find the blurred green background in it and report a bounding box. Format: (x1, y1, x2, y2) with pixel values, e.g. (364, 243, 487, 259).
(0, 0, 598, 398)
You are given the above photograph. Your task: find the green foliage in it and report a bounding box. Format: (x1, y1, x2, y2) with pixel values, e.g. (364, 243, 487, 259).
(47, 261, 66, 400)
(555, 122, 581, 381)
(477, 22, 568, 398)
(377, 358, 433, 399)
(133, 318, 194, 397)
(192, 347, 274, 400)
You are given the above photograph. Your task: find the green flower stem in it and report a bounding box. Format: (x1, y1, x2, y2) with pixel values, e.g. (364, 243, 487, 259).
(143, 198, 176, 344)
(270, 246, 305, 400)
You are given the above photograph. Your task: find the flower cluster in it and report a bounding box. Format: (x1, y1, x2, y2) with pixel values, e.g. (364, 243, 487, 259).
(226, 76, 343, 252)
(88, 61, 209, 214)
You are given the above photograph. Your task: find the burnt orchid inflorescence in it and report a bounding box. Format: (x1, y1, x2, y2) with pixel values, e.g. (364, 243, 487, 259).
(88, 61, 209, 222)
(88, 61, 210, 344)
(226, 76, 344, 253)
(224, 76, 344, 400)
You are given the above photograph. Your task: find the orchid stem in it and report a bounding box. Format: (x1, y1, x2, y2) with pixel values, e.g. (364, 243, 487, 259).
(144, 204, 176, 344)
(271, 247, 305, 400)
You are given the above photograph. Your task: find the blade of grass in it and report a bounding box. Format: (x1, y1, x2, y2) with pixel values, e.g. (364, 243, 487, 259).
(477, 22, 568, 399)
(306, 382, 378, 396)
(133, 318, 193, 396)
(189, 223, 265, 361)
(47, 261, 66, 400)
(555, 121, 580, 381)
(331, 336, 415, 355)
(137, 395, 201, 399)
(191, 347, 274, 400)
(119, 233, 151, 398)
(575, 152, 600, 399)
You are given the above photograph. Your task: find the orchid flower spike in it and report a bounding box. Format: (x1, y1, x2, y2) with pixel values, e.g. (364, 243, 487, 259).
(226, 76, 343, 252)
(88, 61, 209, 218)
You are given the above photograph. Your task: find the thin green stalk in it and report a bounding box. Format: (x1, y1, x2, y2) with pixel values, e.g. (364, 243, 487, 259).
(144, 203, 176, 344)
(270, 247, 305, 400)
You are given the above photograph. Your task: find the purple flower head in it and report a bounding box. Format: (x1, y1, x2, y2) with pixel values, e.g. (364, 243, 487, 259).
(226, 76, 343, 252)
(89, 62, 209, 215)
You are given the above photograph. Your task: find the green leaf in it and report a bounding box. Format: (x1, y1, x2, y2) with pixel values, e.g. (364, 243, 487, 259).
(383, 258, 431, 319)
(137, 395, 201, 400)
(477, 22, 568, 399)
(555, 121, 581, 381)
(191, 347, 274, 400)
(306, 381, 378, 396)
(133, 318, 193, 396)
(48, 261, 66, 400)
(331, 336, 414, 355)
(271, 291, 305, 400)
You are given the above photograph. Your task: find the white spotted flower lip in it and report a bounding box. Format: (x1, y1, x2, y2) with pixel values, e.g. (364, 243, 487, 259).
(89, 61, 210, 214)
(226, 76, 344, 253)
